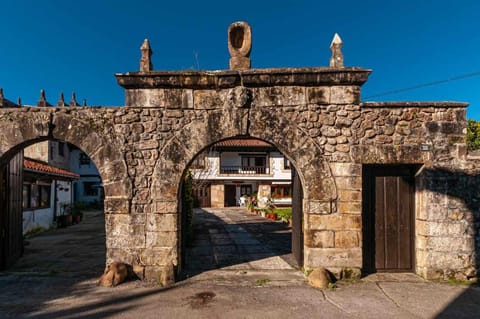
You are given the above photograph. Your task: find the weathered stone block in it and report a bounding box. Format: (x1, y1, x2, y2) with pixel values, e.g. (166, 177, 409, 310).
(104, 197, 130, 214)
(330, 86, 359, 104)
(304, 247, 362, 268)
(329, 163, 361, 177)
(146, 213, 177, 232)
(337, 201, 362, 214)
(146, 231, 178, 247)
(305, 230, 334, 248)
(144, 265, 175, 286)
(307, 87, 330, 104)
(334, 231, 359, 248)
(307, 214, 361, 231)
(194, 89, 225, 109)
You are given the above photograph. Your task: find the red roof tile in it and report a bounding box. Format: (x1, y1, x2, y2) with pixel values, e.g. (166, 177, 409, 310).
(213, 139, 273, 148)
(24, 159, 79, 179)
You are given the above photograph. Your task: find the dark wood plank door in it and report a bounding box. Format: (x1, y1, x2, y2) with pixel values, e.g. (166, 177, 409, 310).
(224, 185, 237, 207)
(292, 167, 304, 267)
(363, 165, 415, 272)
(0, 151, 24, 270)
(193, 184, 211, 208)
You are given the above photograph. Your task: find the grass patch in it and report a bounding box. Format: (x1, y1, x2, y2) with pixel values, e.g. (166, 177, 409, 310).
(255, 278, 270, 286)
(273, 207, 292, 220)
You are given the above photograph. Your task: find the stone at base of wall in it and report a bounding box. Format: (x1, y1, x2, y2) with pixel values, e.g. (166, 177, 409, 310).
(143, 265, 176, 286)
(417, 266, 478, 282)
(326, 267, 362, 280)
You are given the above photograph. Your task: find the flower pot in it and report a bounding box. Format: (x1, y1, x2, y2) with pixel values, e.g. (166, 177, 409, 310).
(260, 211, 266, 218)
(66, 214, 73, 226)
(266, 213, 277, 221)
(74, 215, 81, 224)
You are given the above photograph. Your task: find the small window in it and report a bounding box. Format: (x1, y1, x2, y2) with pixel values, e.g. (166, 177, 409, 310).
(23, 183, 51, 209)
(58, 142, 65, 157)
(79, 153, 90, 166)
(83, 182, 98, 197)
(284, 157, 291, 170)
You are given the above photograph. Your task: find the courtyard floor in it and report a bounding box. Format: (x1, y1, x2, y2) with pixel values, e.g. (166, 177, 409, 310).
(0, 208, 479, 318)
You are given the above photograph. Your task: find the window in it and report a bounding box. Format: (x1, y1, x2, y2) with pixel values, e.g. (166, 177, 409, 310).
(79, 152, 90, 166)
(83, 182, 98, 197)
(271, 185, 292, 198)
(284, 157, 291, 170)
(58, 141, 65, 157)
(23, 183, 51, 209)
(240, 185, 252, 196)
(240, 155, 267, 173)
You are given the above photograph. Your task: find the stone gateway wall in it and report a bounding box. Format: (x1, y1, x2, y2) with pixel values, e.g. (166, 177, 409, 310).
(0, 27, 478, 285)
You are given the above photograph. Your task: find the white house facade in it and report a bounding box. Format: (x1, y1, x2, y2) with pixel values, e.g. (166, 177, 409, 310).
(191, 139, 292, 207)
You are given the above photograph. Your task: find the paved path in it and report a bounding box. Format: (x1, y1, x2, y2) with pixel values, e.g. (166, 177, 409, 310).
(1, 208, 480, 318)
(184, 208, 299, 278)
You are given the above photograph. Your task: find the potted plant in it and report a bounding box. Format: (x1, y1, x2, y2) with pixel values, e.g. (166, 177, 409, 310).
(58, 202, 70, 228)
(71, 202, 85, 224)
(246, 196, 257, 214)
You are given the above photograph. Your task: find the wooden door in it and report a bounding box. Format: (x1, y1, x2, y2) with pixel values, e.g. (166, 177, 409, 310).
(292, 167, 304, 266)
(193, 184, 211, 208)
(224, 185, 237, 207)
(0, 151, 24, 270)
(363, 165, 415, 272)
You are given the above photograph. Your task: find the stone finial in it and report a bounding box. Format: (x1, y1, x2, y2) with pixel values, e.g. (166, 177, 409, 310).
(329, 33, 344, 68)
(37, 89, 48, 107)
(17, 97, 22, 107)
(82, 99, 87, 106)
(140, 39, 153, 72)
(69, 92, 80, 106)
(228, 21, 252, 70)
(57, 92, 66, 107)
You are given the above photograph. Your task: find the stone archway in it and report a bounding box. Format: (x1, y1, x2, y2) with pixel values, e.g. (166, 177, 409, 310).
(0, 108, 131, 271)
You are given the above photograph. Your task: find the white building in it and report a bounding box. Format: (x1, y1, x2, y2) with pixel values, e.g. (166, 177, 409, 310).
(69, 147, 103, 204)
(191, 139, 292, 207)
(23, 157, 78, 234)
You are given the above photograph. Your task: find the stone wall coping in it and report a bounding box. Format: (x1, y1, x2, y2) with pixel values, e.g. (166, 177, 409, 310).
(361, 101, 468, 108)
(115, 67, 372, 89)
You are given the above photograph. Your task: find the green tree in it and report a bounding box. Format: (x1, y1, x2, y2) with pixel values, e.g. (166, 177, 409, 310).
(467, 119, 480, 150)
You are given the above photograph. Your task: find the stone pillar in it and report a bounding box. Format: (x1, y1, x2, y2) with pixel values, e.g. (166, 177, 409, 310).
(211, 184, 225, 207)
(140, 39, 153, 72)
(329, 33, 344, 68)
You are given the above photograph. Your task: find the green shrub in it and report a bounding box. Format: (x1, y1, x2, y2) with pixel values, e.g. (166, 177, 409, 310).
(467, 119, 480, 150)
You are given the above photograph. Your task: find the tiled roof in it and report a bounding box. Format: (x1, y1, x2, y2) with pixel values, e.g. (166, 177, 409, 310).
(213, 139, 273, 148)
(24, 158, 79, 179)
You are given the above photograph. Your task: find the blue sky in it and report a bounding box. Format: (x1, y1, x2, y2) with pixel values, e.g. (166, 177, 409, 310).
(1, 1, 480, 119)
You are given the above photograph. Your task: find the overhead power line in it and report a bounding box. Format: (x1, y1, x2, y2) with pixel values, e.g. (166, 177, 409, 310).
(364, 71, 480, 99)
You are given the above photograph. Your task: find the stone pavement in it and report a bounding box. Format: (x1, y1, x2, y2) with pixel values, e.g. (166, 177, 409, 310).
(183, 208, 298, 278)
(1, 208, 480, 318)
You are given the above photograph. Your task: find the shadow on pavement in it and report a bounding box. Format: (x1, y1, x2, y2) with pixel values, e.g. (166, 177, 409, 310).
(182, 207, 296, 278)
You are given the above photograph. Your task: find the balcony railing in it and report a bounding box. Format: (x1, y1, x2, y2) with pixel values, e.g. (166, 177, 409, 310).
(220, 166, 268, 174)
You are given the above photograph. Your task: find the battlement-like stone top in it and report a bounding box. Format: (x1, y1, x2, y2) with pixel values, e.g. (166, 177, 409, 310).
(115, 67, 371, 90)
(361, 101, 468, 108)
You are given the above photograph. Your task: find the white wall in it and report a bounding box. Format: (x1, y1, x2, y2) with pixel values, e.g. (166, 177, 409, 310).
(23, 181, 56, 234)
(192, 151, 291, 182)
(69, 148, 103, 203)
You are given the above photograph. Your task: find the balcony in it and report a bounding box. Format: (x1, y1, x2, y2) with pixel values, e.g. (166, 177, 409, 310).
(220, 166, 269, 175)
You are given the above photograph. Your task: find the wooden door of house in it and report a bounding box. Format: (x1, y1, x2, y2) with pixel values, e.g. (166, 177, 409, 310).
(224, 185, 237, 207)
(292, 167, 303, 266)
(193, 184, 211, 208)
(0, 151, 24, 270)
(363, 165, 415, 272)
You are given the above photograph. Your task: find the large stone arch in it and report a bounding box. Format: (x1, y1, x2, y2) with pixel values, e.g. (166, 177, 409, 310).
(0, 108, 131, 200)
